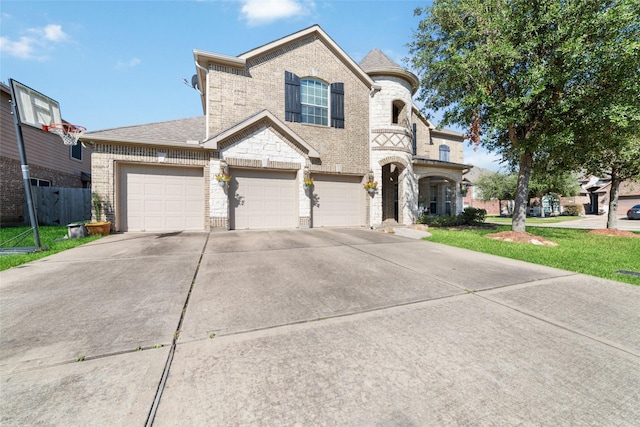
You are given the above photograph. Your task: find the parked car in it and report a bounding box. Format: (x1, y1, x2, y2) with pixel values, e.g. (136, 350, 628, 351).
(627, 204, 640, 220)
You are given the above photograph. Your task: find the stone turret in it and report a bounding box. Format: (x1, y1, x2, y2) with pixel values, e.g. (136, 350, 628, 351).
(360, 49, 420, 226)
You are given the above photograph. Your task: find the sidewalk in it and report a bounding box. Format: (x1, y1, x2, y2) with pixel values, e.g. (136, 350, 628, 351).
(535, 215, 640, 231)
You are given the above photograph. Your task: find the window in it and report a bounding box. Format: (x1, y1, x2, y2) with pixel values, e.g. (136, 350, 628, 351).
(284, 71, 344, 128)
(429, 185, 437, 214)
(30, 178, 51, 187)
(71, 143, 82, 161)
(392, 100, 405, 125)
(439, 144, 450, 162)
(301, 79, 328, 126)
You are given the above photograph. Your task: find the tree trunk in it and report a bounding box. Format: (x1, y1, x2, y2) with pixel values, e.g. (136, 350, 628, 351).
(512, 151, 533, 232)
(606, 171, 621, 229)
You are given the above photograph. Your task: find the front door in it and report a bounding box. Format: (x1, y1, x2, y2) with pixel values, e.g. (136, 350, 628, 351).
(589, 192, 598, 214)
(382, 164, 400, 222)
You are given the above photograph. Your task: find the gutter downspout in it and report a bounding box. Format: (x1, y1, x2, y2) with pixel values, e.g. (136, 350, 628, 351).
(194, 61, 210, 141)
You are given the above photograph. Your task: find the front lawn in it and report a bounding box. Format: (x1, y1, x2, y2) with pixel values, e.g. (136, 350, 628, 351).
(0, 226, 102, 271)
(425, 225, 640, 286)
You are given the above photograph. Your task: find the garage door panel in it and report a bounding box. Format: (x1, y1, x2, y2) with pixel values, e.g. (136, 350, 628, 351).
(144, 183, 163, 195)
(165, 184, 184, 197)
(312, 175, 364, 227)
(120, 165, 204, 232)
(230, 169, 297, 230)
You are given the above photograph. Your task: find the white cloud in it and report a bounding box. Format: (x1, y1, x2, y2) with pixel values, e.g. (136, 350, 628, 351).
(42, 24, 69, 42)
(239, 0, 313, 25)
(0, 24, 69, 60)
(115, 57, 141, 70)
(0, 36, 38, 59)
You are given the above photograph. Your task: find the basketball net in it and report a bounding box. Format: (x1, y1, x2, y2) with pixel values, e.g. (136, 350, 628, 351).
(43, 123, 86, 146)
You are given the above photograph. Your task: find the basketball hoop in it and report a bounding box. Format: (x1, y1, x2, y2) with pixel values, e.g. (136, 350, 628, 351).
(42, 123, 86, 146)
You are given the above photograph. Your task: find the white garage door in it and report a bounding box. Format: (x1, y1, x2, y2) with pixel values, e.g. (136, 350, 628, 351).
(230, 168, 298, 230)
(119, 165, 204, 232)
(312, 174, 365, 227)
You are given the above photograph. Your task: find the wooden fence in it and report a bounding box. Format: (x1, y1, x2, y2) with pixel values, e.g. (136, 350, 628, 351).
(30, 187, 92, 226)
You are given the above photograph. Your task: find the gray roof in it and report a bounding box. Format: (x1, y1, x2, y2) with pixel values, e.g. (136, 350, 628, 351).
(83, 116, 206, 145)
(359, 49, 419, 93)
(464, 165, 493, 182)
(359, 49, 403, 72)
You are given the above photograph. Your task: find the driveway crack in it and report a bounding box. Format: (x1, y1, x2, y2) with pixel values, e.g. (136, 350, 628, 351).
(144, 232, 210, 426)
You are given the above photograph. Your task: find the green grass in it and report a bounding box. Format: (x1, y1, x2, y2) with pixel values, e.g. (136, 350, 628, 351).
(486, 215, 582, 224)
(0, 226, 102, 271)
(425, 225, 640, 286)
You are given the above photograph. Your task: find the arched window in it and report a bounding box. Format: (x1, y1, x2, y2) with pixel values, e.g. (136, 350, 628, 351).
(285, 71, 344, 128)
(392, 100, 405, 125)
(439, 144, 450, 162)
(301, 79, 328, 126)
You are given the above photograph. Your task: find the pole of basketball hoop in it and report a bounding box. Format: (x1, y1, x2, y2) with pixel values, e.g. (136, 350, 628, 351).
(9, 81, 42, 250)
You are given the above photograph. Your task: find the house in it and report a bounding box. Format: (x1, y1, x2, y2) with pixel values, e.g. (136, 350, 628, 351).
(84, 25, 469, 232)
(575, 175, 640, 216)
(461, 166, 501, 215)
(0, 82, 91, 225)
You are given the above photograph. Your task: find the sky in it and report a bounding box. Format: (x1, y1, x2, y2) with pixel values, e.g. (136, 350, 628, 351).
(1, 0, 501, 171)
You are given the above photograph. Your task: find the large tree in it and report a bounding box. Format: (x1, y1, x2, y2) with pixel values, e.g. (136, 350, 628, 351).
(564, 3, 640, 229)
(409, 0, 639, 232)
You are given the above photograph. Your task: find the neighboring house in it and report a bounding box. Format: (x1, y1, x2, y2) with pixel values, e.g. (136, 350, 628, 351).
(84, 25, 468, 232)
(0, 82, 91, 225)
(461, 166, 501, 215)
(577, 175, 640, 215)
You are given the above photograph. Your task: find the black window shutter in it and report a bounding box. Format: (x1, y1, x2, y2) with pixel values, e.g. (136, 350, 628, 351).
(284, 71, 301, 122)
(412, 123, 417, 155)
(330, 82, 344, 129)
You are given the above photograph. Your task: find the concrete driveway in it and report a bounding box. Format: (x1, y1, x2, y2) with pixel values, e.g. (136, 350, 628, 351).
(1, 229, 639, 426)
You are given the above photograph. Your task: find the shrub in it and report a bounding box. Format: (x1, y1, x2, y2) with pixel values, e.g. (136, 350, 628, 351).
(417, 207, 487, 227)
(562, 204, 582, 216)
(460, 207, 487, 225)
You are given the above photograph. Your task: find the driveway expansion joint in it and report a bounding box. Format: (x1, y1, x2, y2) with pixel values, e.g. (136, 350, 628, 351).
(144, 232, 210, 427)
(476, 291, 640, 359)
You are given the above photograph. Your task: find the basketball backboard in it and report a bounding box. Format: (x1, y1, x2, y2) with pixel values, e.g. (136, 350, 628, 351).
(9, 78, 61, 130)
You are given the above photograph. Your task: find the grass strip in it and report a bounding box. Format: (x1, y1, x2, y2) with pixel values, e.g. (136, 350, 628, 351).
(425, 225, 640, 286)
(0, 226, 102, 271)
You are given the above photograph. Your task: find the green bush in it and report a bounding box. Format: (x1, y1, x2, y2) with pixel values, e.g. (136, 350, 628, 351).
(460, 207, 487, 225)
(417, 207, 487, 227)
(562, 204, 583, 216)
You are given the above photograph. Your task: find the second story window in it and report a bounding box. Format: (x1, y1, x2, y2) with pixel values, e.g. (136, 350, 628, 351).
(285, 71, 344, 128)
(439, 144, 450, 162)
(301, 79, 328, 126)
(392, 100, 406, 125)
(71, 143, 82, 161)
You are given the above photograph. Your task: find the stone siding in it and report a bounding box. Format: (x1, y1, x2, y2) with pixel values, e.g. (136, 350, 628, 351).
(210, 127, 311, 229)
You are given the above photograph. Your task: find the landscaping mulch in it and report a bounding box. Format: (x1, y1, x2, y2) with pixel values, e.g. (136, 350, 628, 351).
(588, 229, 640, 238)
(485, 231, 559, 246)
